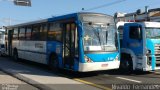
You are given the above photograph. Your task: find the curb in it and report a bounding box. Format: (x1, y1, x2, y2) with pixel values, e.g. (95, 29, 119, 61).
(0, 68, 54, 90)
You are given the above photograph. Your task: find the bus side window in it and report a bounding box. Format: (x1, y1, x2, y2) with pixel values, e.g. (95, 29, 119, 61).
(48, 23, 62, 42)
(39, 24, 48, 41)
(71, 23, 78, 57)
(32, 25, 40, 40)
(13, 28, 19, 40)
(26, 26, 32, 40)
(19, 27, 26, 40)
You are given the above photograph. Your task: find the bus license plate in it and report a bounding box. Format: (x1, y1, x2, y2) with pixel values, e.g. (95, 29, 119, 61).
(101, 64, 108, 67)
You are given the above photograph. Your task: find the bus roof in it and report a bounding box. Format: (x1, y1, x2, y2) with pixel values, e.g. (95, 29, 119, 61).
(6, 12, 113, 29)
(6, 19, 48, 29)
(48, 12, 113, 22)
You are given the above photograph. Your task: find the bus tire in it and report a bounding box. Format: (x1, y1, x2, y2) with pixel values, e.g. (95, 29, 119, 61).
(49, 54, 59, 71)
(13, 49, 19, 61)
(120, 54, 133, 74)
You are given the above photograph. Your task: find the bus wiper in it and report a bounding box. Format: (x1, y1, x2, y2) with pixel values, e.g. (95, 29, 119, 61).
(91, 27, 102, 46)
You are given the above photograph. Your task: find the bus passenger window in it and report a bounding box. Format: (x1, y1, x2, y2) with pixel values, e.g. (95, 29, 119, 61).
(19, 27, 26, 40)
(71, 23, 78, 57)
(32, 25, 40, 40)
(39, 24, 47, 41)
(48, 23, 62, 42)
(26, 26, 32, 40)
(13, 28, 19, 40)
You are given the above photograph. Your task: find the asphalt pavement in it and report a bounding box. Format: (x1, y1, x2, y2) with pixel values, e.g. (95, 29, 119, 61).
(1, 56, 160, 90)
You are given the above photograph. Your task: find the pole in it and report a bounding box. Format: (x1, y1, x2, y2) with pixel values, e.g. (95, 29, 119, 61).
(145, 6, 149, 21)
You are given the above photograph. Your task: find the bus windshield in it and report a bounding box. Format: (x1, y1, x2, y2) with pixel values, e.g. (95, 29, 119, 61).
(83, 23, 117, 52)
(146, 28, 160, 39)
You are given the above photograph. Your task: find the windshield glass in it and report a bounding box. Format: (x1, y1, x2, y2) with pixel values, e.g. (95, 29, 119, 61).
(83, 23, 117, 52)
(146, 28, 160, 39)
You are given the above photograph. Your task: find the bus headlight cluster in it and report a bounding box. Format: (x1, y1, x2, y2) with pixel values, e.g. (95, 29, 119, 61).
(115, 56, 119, 61)
(84, 55, 93, 63)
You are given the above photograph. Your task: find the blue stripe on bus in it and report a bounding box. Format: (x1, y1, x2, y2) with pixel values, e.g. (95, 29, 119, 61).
(85, 52, 119, 62)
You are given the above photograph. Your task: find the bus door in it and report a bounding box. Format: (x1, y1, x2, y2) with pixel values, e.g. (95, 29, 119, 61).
(8, 30, 13, 56)
(63, 23, 77, 69)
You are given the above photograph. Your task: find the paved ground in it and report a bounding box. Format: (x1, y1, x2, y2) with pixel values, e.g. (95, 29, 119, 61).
(75, 70, 160, 89)
(0, 57, 101, 90)
(0, 71, 38, 90)
(1, 56, 160, 90)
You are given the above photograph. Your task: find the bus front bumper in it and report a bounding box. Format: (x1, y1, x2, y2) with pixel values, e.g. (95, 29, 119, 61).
(78, 61, 120, 72)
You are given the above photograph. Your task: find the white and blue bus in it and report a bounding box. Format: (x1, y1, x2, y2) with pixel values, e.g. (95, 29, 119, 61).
(5, 12, 120, 72)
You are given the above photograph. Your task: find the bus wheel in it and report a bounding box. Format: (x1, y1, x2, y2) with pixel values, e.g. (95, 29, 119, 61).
(120, 57, 133, 74)
(49, 54, 59, 71)
(13, 50, 19, 61)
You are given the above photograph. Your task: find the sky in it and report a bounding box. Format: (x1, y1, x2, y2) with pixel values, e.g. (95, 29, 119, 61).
(0, 0, 160, 26)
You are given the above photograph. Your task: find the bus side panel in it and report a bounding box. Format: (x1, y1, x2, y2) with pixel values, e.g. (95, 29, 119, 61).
(12, 41, 47, 64)
(46, 41, 63, 68)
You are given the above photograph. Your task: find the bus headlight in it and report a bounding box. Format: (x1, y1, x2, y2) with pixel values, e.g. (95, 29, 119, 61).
(84, 55, 93, 63)
(115, 56, 119, 61)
